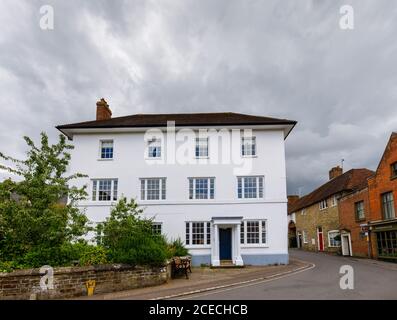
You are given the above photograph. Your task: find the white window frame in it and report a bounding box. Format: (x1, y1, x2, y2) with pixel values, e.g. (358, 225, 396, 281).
(237, 176, 264, 199)
(328, 230, 341, 247)
(241, 136, 256, 157)
(152, 222, 162, 235)
(330, 195, 338, 207)
(240, 220, 267, 246)
(188, 177, 215, 200)
(185, 221, 211, 247)
(301, 209, 306, 215)
(99, 140, 114, 160)
(147, 138, 162, 159)
(91, 179, 118, 201)
(319, 199, 328, 210)
(140, 178, 166, 200)
(302, 230, 308, 243)
(195, 137, 209, 158)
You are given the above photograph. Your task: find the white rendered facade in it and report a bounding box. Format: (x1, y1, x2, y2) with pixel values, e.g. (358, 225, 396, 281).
(62, 119, 293, 266)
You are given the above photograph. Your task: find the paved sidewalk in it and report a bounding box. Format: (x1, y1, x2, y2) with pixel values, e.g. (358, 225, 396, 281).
(76, 258, 311, 300)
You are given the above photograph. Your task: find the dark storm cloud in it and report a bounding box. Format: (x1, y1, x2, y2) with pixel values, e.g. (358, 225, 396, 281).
(0, 0, 396, 195)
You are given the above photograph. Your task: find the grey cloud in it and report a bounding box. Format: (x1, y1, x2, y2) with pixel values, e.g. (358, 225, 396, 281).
(0, 0, 396, 195)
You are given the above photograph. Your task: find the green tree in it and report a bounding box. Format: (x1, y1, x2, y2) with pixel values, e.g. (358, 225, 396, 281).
(0, 132, 89, 264)
(97, 197, 169, 266)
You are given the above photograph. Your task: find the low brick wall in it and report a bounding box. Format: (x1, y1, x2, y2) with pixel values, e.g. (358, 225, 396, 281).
(0, 263, 169, 300)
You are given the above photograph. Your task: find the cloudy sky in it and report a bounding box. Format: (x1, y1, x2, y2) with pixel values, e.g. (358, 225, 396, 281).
(0, 0, 396, 195)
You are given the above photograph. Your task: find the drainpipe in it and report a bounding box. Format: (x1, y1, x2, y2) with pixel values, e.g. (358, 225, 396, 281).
(367, 221, 373, 259)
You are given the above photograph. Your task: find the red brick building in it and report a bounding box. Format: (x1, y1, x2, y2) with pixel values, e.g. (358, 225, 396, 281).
(339, 185, 372, 257)
(368, 132, 397, 261)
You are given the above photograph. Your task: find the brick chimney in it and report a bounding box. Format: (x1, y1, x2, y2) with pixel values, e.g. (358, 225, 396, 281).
(96, 98, 112, 121)
(329, 166, 343, 180)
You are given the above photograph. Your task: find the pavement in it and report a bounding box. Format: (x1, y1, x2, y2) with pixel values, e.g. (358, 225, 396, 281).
(180, 249, 397, 300)
(76, 257, 311, 300)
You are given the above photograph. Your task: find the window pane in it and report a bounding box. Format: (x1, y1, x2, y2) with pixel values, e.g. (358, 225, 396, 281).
(244, 177, 257, 199)
(141, 180, 145, 200)
(246, 221, 259, 244)
(152, 223, 162, 235)
(148, 139, 161, 158)
(161, 178, 166, 200)
(113, 179, 118, 201)
(242, 137, 256, 156)
(185, 222, 190, 245)
(382, 192, 395, 219)
(261, 221, 266, 244)
(147, 179, 160, 200)
(209, 178, 215, 199)
(189, 179, 193, 199)
(195, 138, 208, 157)
(192, 222, 205, 245)
(206, 222, 211, 245)
(195, 179, 208, 199)
(98, 179, 112, 201)
(258, 177, 263, 198)
(237, 178, 242, 199)
(92, 180, 97, 201)
(240, 222, 245, 244)
(101, 141, 113, 159)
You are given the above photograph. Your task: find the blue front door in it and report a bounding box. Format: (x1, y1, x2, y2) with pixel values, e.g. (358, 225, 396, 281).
(219, 228, 232, 260)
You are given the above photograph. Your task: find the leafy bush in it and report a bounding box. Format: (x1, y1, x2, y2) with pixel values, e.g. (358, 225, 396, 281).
(98, 197, 169, 266)
(79, 245, 108, 266)
(0, 261, 24, 273)
(168, 238, 189, 257)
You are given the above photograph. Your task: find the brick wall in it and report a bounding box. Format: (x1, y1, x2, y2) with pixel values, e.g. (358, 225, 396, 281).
(0, 263, 169, 300)
(339, 187, 371, 257)
(295, 200, 341, 253)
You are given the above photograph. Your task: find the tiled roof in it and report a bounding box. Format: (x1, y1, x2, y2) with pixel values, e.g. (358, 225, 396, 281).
(57, 112, 296, 129)
(288, 168, 374, 214)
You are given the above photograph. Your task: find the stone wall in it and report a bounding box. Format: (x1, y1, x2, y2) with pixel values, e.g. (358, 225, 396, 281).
(295, 200, 341, 253)
(0, 263, 169, 300)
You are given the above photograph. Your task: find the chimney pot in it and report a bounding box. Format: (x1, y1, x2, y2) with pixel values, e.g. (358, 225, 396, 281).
(96, 98, 112, 121)
(329, 166, 343, 180)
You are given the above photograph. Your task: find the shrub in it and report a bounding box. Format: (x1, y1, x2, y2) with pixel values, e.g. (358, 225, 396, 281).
(168, 238, 189, 257)
(79, 245, 108, 266)
(98, 197, 169, 266)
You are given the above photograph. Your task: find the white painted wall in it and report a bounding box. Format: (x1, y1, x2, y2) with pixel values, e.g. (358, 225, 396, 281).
(68, 128, 288, 259)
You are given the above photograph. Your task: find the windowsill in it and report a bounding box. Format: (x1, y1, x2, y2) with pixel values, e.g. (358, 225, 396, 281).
(241, 244, 269, 248)
(97, 158, 114, 161)
(195, 156, 210, 159)
(355, 218, 366, 222)
(328, 246, 341, 248)
(237, 197, 264, 201)
(145, 157, 163, 160)
(242, 155, 258, 158)
(390, 175, 397, 181)
(186, 245, 211, 249)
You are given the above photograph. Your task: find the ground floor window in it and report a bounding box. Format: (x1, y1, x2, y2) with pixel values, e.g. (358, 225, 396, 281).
(152, 223, 162, 235)
(328, 230, 341, 247)
(185, 222, 211, 245)
(302, 230, 308, 244)
(241, 220, 267, 245)
(376, 230, 397, 258)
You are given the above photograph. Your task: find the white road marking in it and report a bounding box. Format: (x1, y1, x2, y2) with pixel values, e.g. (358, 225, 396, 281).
(151, 261, 315, 300)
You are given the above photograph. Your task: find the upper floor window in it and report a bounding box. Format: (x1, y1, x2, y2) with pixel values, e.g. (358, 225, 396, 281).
(330, 195, 337, 207)
(241, 137, 256, 157)
(391, 162, 397, 178)
(355, 200, 365, 220)
(302, 230, 308, 243)
(140, 178, 166, 200)
(195, 137, 209, 158)
(185, 222, 211, 245)
(100, 140, 113, 159)
(189, 177, 215, 199)
(147, 138, 162, 158)
(237, 176, 264, 199)
(240, 220, 267, 245)
(382, 192, 395, 220)
(301, 209, 306, 215)
(319, 199, 328, 210)
(92, 179, 118, 201)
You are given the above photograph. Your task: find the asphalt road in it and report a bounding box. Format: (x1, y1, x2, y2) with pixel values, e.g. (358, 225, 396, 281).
(180, 249, 397, 300)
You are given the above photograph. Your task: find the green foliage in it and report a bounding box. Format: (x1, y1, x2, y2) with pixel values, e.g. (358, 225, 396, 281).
(168, 238, 189, 257)
(0, 132, 90, 265)
(97, 197, 169, 266)
(79, 245, 108, 266)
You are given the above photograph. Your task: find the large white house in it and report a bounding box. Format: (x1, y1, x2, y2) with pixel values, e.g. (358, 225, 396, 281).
(57, 99, 296, 266)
